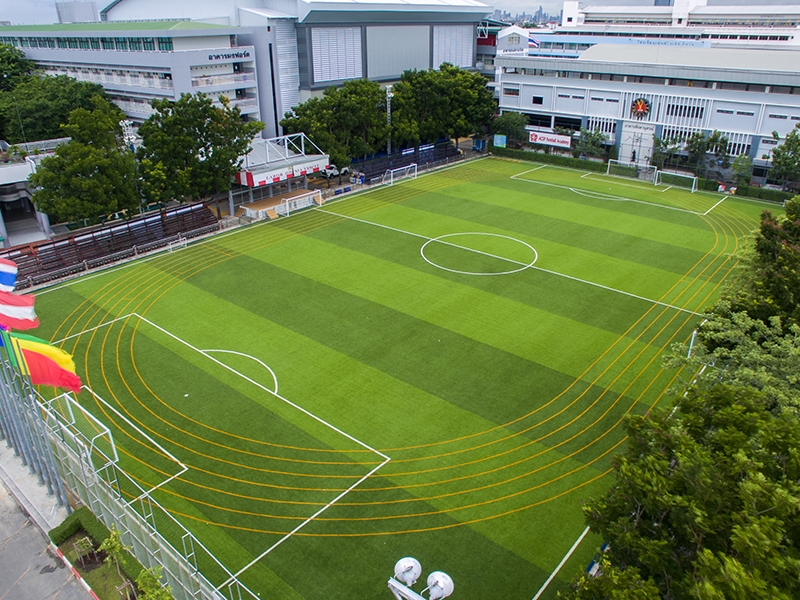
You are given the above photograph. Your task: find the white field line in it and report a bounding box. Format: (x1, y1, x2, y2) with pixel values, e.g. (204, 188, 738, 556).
(202, 349, 278, 395)
(659, 186, 673, 193)
(582, 172, 660, 193)
(703, 196, 726, 215)
(82, 385, 188, 505)
(580, 172, 592, 178)
(220, 455, 391, 589)
(314, 208, 702, 316)
(63, 312, 391, 585)
(55, 313, 136, 343)
(532, 525, 591, 600)
(36, 157, 491, 297)
(510, 173, 706, 215)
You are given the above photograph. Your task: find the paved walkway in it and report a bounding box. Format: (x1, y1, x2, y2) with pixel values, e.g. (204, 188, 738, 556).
(0, 444, 90, 600)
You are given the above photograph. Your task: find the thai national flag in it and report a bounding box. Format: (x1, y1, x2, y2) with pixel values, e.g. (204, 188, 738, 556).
(528, 36, 540, 48)
(0, 259, 18, 292)
(0, 291, 38, 330)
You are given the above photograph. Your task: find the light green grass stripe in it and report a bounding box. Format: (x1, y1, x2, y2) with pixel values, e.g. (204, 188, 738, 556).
(313, 201, 706, 305)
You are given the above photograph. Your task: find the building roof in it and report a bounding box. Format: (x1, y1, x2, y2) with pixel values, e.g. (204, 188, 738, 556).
(579, 44, 800, 73)
(582, 6, 672, 14)
(689, 4, 800, 16)
(0, 20, 232, 32)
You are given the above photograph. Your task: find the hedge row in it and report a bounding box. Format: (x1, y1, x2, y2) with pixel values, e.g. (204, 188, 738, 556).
(490, 146, 608, 172)
(696, 178, 791, 204)
(49, 506, 144, 582)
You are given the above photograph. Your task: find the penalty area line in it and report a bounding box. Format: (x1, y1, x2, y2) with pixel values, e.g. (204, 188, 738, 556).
(532, 525, 591, 600)
(703, 196, 726, 215)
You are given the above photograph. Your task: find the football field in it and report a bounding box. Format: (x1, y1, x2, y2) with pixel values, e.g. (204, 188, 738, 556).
(34, 157, 766, 599)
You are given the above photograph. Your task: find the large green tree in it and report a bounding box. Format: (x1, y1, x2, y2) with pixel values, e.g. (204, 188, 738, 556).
(685, 130, 729, 177)
(29, 97, 139, 224)
(768, 125, 800, 189)
(0, 43, 34, 92)
(391, 63, 494, 148)
(572, 127, 607, 159)
(568, 385, 800, 600)
(0, 75, 107, 143)
(137, 93, 263, 202)
(493, 111, 528, 144)
(650, 135, 681, 171)
(281, 79, 389, 168)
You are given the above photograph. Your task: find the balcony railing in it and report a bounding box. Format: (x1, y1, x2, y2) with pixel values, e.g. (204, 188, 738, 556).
(191, 73, 255, 87)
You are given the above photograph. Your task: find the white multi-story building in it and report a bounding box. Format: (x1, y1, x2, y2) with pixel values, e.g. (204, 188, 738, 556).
(1, 0, 491, 137)
(496, 43, 800, 175)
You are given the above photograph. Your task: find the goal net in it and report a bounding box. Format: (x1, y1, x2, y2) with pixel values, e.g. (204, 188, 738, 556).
(275, 190, 323, 217)
(606, 159, 657, 184)
(382, 163, 418, 186)
(655, 171, 698, 193)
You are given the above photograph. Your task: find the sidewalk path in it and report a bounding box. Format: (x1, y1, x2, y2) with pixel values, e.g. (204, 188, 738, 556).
(0, 444, 91, 600)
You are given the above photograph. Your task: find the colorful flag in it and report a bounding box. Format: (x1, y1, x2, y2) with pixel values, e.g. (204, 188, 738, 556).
(0, 329, 81, 393)
(19, 348, 82, 393)
(528, 36, 540, 48)
(10, 332, 76, 373)
(0, 259, 17, 292)
(0, 290, 38, 330)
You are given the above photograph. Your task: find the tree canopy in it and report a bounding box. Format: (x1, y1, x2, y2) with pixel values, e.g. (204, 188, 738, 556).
(391, 63, 494, 148)
(29, 97, 139, 224)
(564, 196, 800, 599)
(0, 75, 108, 143)
(137, 93, 263, 202)
(283, 64, 493, 163)
(768, 125, 800, 189)
(0, 43, 34, 92)
(685, 130, 729, 177)
(281, 79, 389, 168)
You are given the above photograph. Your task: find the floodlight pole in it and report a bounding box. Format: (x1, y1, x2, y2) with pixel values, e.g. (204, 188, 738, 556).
(386, 85, 394, 157)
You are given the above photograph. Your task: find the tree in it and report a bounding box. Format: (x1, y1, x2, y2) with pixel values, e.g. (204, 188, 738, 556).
(731, 153, 753, 189)
(651, 135, 681, 171)
(0, 75, 108, 143)
(685, 130, 729, 177)
(98, 524, 130, 581)
(573, 385, 800, 599)
(137, 93, 263, 202)
(493, 111, 528, 144)
(767, 125, 800, 189)
(572, 127, 607, 159)
(0, 43, 34, 92)
(391, 64, 494, 149)
(136, 566, 174, 600)
(560, 557, 659, 600)
(30, 97, 139, 224)
(282, 79, 389, 169)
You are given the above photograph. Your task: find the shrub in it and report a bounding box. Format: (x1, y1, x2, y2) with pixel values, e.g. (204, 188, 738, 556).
(490, 145, 607, 172)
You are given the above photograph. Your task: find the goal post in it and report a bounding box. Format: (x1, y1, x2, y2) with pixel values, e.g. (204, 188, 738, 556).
(382, 163, 418, 186)
(655, 171, 699, 193)
(606, 159, 657, 184)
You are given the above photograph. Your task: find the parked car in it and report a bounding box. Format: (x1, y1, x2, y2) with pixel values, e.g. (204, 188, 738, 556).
(323, 165, 351, 179)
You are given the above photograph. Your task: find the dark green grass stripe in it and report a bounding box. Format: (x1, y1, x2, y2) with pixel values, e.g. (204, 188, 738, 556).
(184, 254, 587, 427)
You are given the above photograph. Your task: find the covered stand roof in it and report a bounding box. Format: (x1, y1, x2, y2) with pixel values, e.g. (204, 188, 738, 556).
(235, 133, 329, 188)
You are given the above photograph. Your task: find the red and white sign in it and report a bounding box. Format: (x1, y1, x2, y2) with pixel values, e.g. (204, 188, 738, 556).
(529, 131, 572, 149)
(293, 157, 328, 176)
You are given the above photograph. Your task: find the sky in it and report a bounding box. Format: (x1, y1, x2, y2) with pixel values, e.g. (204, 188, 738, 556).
(2, 0, 800, 25)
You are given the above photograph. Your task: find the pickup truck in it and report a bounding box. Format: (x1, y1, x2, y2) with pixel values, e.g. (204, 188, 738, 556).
(323, 165, 351, 179)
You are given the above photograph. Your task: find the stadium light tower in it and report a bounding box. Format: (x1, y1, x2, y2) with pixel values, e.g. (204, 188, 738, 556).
(388, 557, 454, 600)
(386, 84, 394, 157)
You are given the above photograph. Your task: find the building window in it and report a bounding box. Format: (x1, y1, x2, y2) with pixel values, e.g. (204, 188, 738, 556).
(157, 38, 173, 51)
(769, 114, 788, 119)
(557, 94, 570, 98)
(667, 104, 704, 119)
(737, 111, 754, 116)
(115, 37, 128, 50)
(532, 96, 544, 105)
(142, 38, 155, 51)
(90, 38, 100, 49)
(717, 109, 734, 114)
(503, 87, 520, 97)
(101, 37, 114, 49)
(606, 98, 619, 103)
(590, 96, 603, 101)
(128, 38, 143, 51)
(507, 34, 520, 45)
(57, 38, 68, 49)
(78, 38, 89, 49)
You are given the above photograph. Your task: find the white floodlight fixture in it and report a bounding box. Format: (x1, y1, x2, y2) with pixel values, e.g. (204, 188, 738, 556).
(388, 558, 453, 600)
(425, 572, 454, 600)
(395, 557, 422, 587)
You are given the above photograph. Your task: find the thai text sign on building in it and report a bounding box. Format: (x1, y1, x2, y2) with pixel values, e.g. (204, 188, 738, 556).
(529, 131, 571, 148)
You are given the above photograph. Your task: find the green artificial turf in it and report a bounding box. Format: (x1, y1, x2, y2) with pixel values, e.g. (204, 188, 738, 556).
(33, 157, 765, 600)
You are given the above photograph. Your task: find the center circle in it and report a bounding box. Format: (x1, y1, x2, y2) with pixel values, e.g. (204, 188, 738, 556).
(420, 232, 538, 276)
